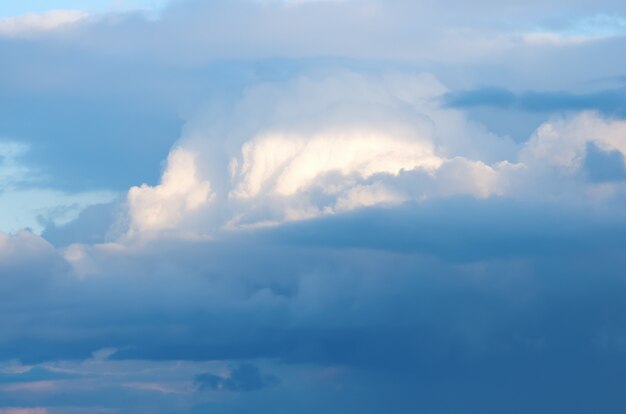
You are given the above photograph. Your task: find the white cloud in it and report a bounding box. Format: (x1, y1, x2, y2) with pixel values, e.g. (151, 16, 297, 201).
(122, 71, 520, 235)
(231, 128, 442, 198)
(0, 10, 87, 37)
(118, 72, 626, 239)
(521, 112, 626, 171)
(0, 230, 56, 264)
(127, 148, 213, 234)
(521, 32, 600, 46)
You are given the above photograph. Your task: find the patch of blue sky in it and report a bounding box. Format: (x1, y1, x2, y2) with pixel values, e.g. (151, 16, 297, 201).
(0, 141, 117, 234)
(0, 188, 117, 234)
(0, 0, 169, 19)
(573, 13, 626, 37)
(527, 13, 626, 43)
(0, 141, 31, 190)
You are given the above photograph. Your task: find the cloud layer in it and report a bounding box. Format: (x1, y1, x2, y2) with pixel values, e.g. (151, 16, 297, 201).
(2, 0, 626, 413)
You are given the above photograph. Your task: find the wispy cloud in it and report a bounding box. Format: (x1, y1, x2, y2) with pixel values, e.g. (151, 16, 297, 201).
(0, 10, 87, 37)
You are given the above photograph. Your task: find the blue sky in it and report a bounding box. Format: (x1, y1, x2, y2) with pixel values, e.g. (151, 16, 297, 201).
(2, 0, 626, 413)
(0, 0, 167, 17)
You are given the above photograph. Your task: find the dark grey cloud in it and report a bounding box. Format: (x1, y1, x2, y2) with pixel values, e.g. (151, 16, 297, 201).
(41, 200, 124, 246)
(0, 30, 410, 194)
(264, 197, 626, 261)
(584, 142, 626, 182)
(195, 363, 278, 393)
(3, 195, 626, 412)
(0, 231, 68, 300)
(2, 198, 626, 367)
(443, 86, 626, 117)
(0, 366, 77, 384)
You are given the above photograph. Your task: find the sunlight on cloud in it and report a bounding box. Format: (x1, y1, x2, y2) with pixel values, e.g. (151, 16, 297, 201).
(121, 72, 626, 240)
(123, 72, 521, 236)
(231, 128, 442, 198)
(128, 148, 213, 234)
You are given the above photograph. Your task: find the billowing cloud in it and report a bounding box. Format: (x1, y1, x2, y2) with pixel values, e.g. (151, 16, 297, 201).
(231, 128, 442, 199)
(0, 231, 66, 288)
(127, 148, 212, 234)
(121, 72, 626, 238)
(123, 71, 519, 234)
(522, 111, 626, 171)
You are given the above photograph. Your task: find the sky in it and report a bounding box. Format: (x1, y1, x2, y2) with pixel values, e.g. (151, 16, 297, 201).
(1, 0, 626, 413)
(0, 1, 167, 18)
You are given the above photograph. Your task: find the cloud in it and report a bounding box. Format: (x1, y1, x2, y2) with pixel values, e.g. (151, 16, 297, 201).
(0, 366, 76, 385)
(0, 10, 87, 37)
(443, 86, 626, 116)
(1, 0, 625, 223)
(195, 363, 278, 392)
(0, 141, 117, 234)
(120, 73, 626, 239)
(4, 195, 626, 412)
(231, 128, 441, 199)
(41, 201, 124, 247)
(0, 142, 31, 189)
(521, 31, 601, 46)
(521, 111, 626, 171)
(127, 148, 213, 234)
(123, 71, 518, 235)
(522, 13, 626, 45)
(0, 409, 48, 414)
(4, 1, 626, 412)
(0, 231, 66, 285)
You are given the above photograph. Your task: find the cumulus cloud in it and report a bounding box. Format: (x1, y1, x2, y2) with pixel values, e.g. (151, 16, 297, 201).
(113, 71, 626, 241)
(522, 111, 626, 171)
(123, 71, 519, 235)
(0, 231, 68, 307)
(127, 148, 213, 234)
(231, 128, 442, 199)
(122, 73, 626, 238)
(0, 231, 64, 275)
